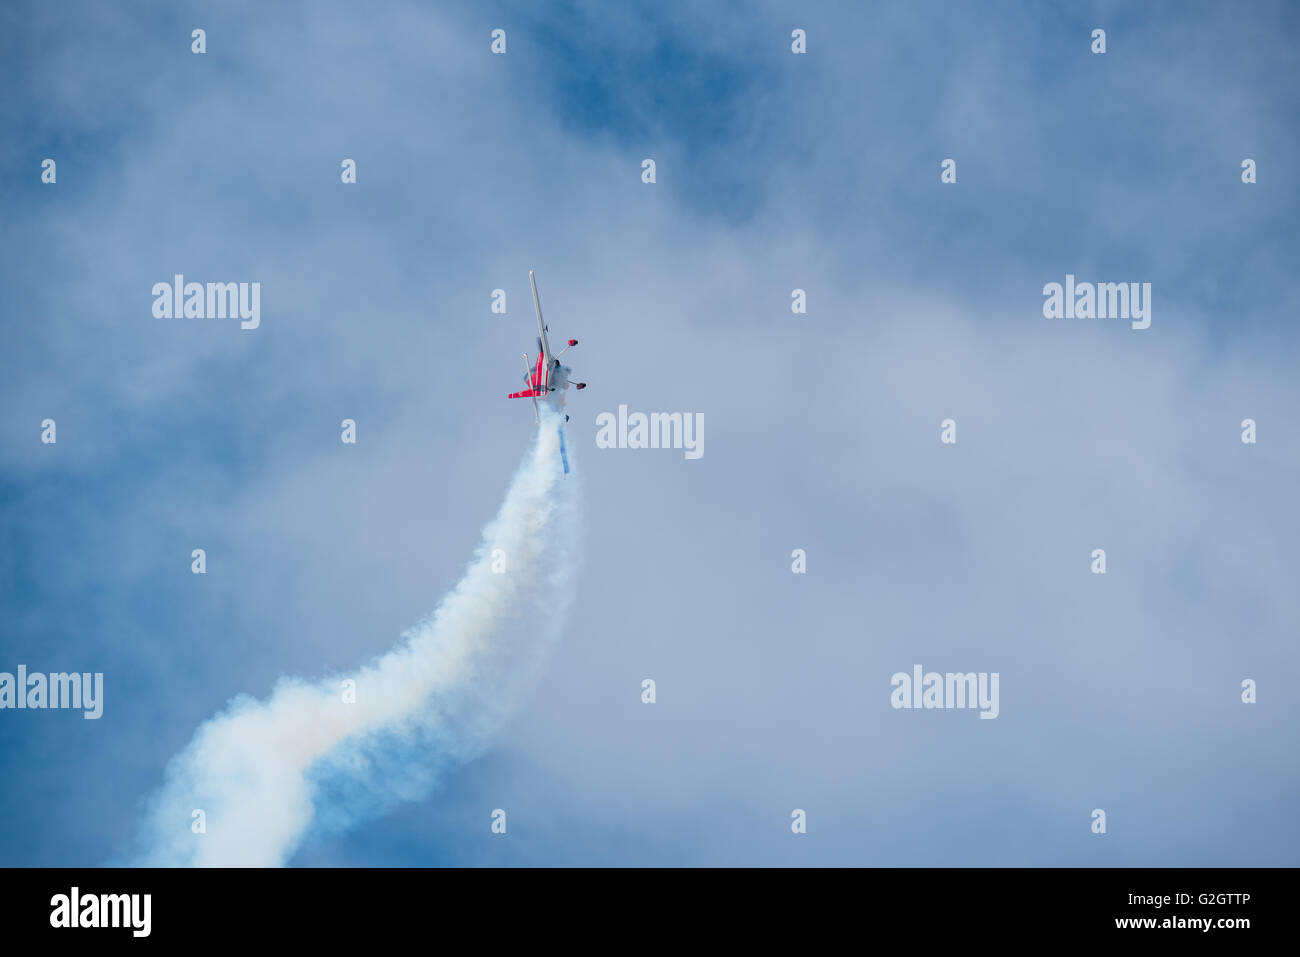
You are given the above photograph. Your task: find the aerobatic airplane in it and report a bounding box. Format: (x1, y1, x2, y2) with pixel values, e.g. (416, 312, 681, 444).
(508, 270, 586, 424)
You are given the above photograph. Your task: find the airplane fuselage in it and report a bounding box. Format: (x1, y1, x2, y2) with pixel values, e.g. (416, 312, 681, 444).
(506, 272, 585, 411)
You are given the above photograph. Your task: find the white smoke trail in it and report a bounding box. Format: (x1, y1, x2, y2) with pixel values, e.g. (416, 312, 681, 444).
(135, 407, 579, 866)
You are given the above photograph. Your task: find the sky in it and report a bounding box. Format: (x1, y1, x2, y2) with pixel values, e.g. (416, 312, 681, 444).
(1, 0, 1297, 866)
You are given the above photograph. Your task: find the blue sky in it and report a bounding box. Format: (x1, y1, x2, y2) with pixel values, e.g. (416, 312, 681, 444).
(1, 0, 1298, 865)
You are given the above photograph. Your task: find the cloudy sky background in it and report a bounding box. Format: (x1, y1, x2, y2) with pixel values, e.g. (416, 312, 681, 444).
(2, 0, 1297, 865)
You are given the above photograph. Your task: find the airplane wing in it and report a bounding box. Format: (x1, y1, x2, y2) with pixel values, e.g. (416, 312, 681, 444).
(529, 270, 552, 362)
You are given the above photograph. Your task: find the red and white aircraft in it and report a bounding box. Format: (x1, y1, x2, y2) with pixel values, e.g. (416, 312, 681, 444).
(508, 271, 585, 423)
